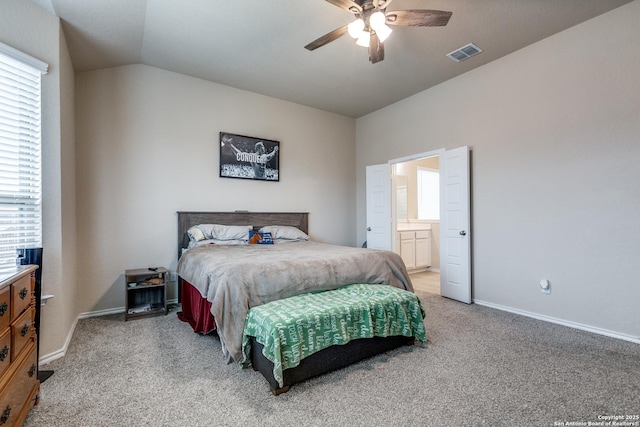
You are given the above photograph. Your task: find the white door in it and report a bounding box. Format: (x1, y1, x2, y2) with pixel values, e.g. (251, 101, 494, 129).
(440, 146, 471, 303)
(366, 164, 391, 250)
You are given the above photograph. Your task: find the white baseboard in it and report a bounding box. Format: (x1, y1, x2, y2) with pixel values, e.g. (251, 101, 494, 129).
(39, 299, 179, 365)
(474, 299, 640, 345)
(39, 315, 79, 365)
(78, 306, 125, 319)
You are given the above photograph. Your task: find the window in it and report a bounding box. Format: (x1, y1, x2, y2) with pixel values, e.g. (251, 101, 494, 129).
(0, 43, 48, 272)
(417, 167, 440, 221)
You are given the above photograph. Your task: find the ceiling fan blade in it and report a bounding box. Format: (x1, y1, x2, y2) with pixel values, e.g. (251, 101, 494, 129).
(369, 32, 385, 64)
(386, 10, 452, 27)
(372, 0, 393, 10)
(324, 0, 362, 14)
(305, 25, 349, 51)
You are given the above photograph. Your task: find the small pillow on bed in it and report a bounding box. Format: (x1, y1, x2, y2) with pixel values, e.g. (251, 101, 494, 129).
(249, 230, 274, 245)
(212, 224, 253, 241)
(258, 225, 309, 241)
(195, 224, 216, 239)
(189, 224, 252, 241)
(187, 226, 206, 242)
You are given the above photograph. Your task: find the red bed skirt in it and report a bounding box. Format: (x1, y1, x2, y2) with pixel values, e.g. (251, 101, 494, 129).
(177, 278, 217, 334)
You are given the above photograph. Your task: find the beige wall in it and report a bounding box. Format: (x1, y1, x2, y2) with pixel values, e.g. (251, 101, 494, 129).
(0, 0, 77, 357)
(357, 1, 640, 339)
(58, 26, 78, 357)
(75, 64, 356, 313)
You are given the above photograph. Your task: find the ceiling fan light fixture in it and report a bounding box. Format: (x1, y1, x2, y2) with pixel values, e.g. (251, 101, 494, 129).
(375, 24, 392, 43)
(369, 11, 386, 31)
(356, 31, 370, 47)
(348, 18, 365, 39)
(305, 3, 453, 64)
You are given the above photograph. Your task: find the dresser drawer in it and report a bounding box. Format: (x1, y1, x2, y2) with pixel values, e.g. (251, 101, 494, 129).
(0, 287, 9, 330)
(0, 328, 10, 379)
(10, 308, 34, 362)
(11, 275, 32, 321)
(0, 341, 38, 427)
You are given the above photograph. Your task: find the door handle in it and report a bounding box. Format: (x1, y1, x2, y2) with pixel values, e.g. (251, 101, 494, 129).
(367, 227, 372, 231)
(459, 230, 466, 236)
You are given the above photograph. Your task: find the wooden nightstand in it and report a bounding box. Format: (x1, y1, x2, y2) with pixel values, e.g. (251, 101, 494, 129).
(124, 268, 168, 321)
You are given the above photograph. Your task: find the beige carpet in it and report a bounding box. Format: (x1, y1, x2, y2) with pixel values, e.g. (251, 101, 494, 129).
(25, 293, 639, 427)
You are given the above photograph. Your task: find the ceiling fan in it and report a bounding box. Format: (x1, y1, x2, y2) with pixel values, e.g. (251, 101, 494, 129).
(305, 0, 452, 64)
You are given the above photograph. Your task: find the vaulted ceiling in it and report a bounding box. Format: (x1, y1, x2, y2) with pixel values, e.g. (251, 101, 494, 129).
(32, 0, 632, 117)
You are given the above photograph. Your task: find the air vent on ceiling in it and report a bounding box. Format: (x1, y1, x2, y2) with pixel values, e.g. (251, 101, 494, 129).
(447, 43, 483, 62)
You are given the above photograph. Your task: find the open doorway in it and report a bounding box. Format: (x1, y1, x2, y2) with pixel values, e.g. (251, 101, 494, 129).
(392, 154, 441, 295)
(367, 146, 470, 302)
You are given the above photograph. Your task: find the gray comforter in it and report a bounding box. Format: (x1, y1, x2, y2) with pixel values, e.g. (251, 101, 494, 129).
(177, 241, 413, 363)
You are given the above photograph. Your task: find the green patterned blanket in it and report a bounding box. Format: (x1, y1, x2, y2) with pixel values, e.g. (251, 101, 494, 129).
(241, 284, 426, 388)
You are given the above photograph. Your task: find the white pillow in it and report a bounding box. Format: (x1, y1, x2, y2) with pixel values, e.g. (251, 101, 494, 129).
(187, 226, 206, 242)
(189, 224, 252, 241)
(258, 225, 308, 241)
(211, 224, 252, 241)
(196, 224, 217, 239)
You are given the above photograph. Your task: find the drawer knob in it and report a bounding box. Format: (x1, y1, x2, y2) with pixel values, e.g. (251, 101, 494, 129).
(0, 346, 7, 362)
(19, 287, 28, 299)
(0, 302, 6, 316)
(0, 405, 10, 424)
(21, 324, 29, 337)
(28, 364, 36, 377)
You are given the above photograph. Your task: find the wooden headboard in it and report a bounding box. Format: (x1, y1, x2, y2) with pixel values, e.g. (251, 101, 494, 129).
(177, 211, 309, 259)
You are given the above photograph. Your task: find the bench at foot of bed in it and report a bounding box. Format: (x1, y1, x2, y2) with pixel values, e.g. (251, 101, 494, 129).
(241, 284, 426, 395)
(251, 335, 416, 395)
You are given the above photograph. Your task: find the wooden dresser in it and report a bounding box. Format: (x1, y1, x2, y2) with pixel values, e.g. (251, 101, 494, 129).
(0, 265, 39, 427)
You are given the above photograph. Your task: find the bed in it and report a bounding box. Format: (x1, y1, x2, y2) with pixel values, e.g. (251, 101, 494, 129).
(176, 211, 424, 393)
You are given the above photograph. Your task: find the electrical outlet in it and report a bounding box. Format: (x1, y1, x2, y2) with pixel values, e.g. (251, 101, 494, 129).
(170, 272, 178, 283)
(540, 279, 551, 295)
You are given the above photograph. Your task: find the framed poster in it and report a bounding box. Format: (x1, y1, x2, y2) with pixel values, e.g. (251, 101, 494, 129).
(219, 132, 280, 181)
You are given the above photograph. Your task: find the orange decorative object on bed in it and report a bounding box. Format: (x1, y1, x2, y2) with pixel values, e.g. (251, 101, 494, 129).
(249, 230, 273, 244)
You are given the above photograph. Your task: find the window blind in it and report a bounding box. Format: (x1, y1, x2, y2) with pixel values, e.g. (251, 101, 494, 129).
(417, 168, 440, 221)
(0, 47, 46, 272)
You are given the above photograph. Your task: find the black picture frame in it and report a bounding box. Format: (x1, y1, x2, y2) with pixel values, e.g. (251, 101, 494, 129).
(219, 132, 280, 181)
